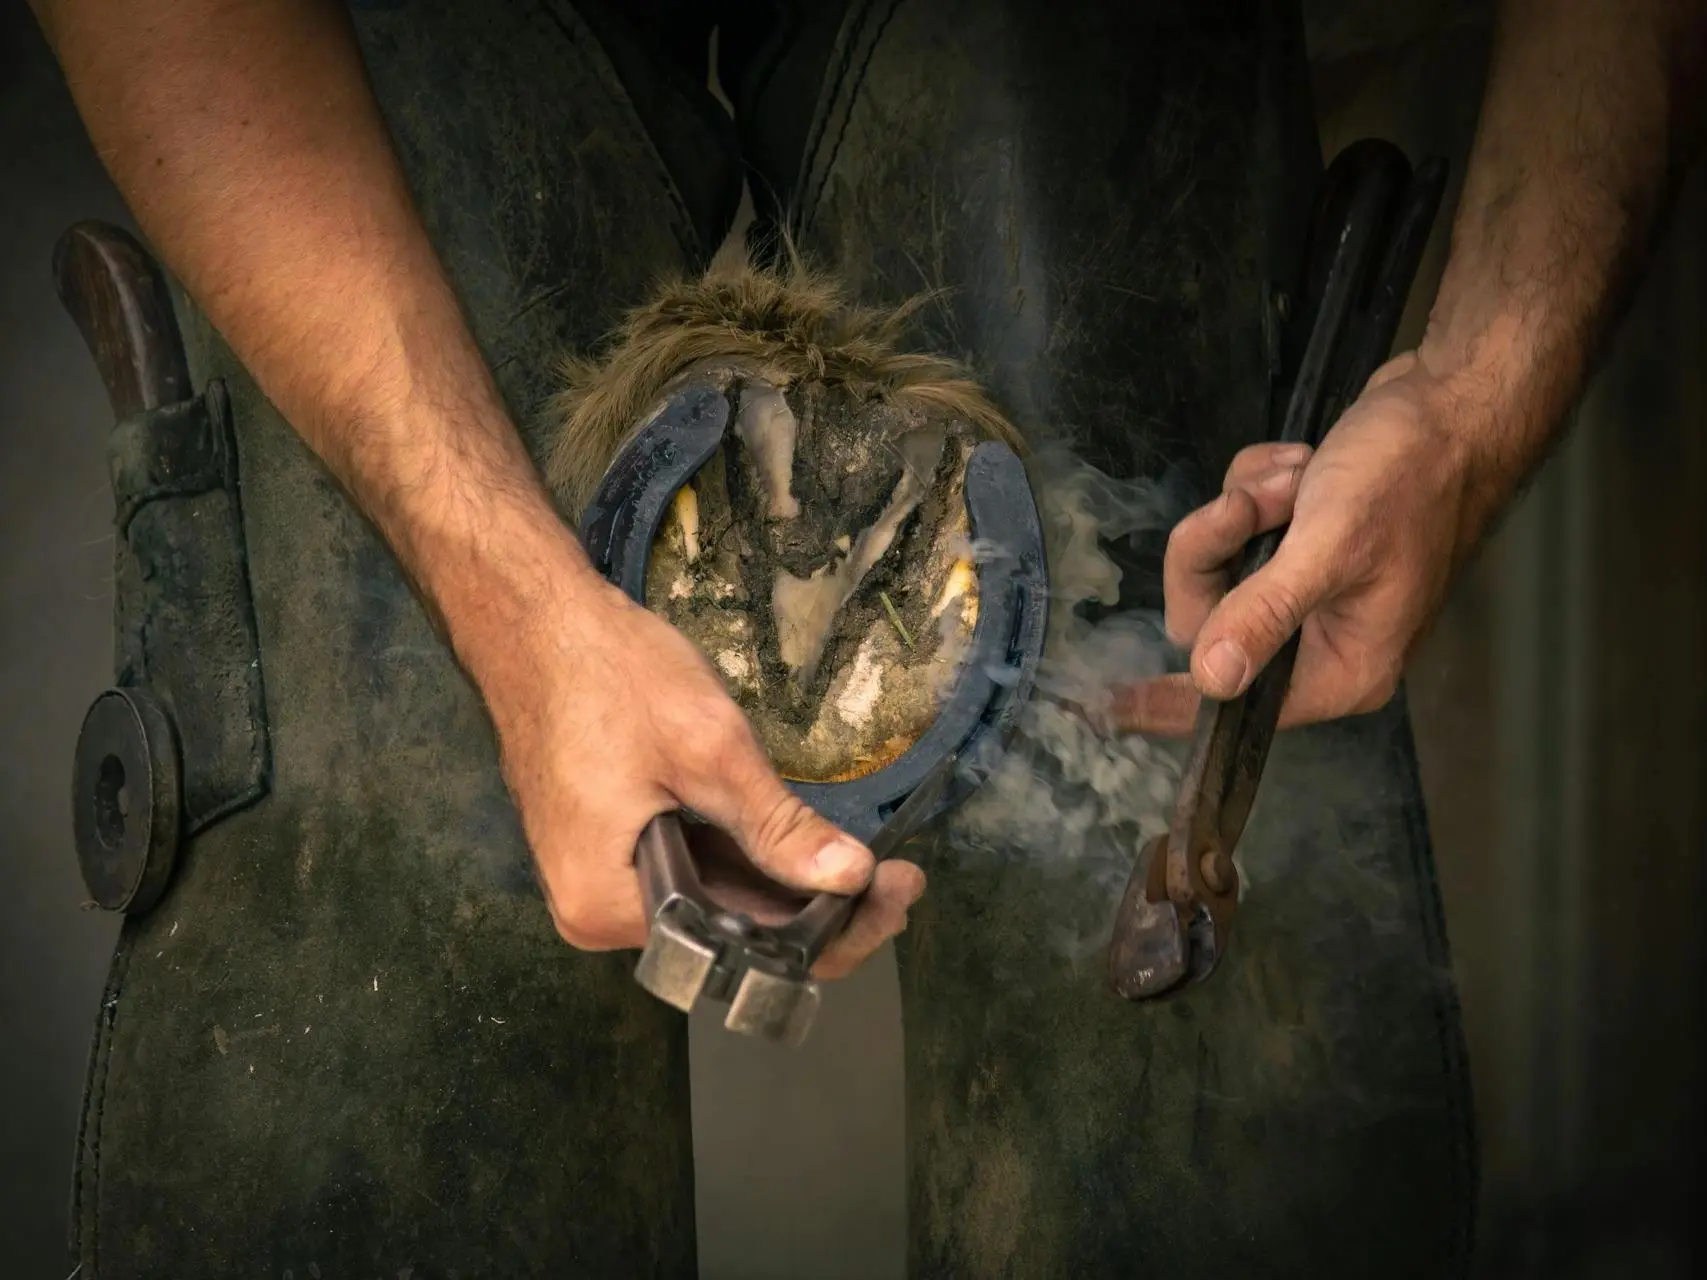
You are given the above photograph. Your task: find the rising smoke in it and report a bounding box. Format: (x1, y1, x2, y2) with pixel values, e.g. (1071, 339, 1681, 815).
(948, 445, 1195, 960)
(928, 445, 1451, 1127)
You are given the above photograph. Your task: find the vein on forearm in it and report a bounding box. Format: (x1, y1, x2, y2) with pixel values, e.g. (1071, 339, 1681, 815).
(1419, 0, 1707, 532)
(34, 0, 587, 658)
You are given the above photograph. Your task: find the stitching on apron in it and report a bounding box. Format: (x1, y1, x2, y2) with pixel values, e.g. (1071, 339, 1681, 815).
(86, 935, 136, 1280)
(534, 0, 702, 264)
(796, 2, 870, 220)
(800, 0, 905, 231)
(1390, 705, 1480, 1277)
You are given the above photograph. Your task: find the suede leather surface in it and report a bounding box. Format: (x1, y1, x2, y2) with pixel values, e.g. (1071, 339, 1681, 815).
(109, 381, 270, 835)
(74, 4, 723, 1276)
(70, 1, 1475, 1276)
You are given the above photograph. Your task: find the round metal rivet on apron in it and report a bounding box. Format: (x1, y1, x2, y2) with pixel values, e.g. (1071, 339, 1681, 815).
(71, 687, 183, 914)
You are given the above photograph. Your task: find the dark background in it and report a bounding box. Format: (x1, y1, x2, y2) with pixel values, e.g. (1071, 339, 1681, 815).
(4, 2, 1703, 1276)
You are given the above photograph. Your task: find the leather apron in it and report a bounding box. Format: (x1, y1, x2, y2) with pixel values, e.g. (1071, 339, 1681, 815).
(69, 1, 1475, 1275)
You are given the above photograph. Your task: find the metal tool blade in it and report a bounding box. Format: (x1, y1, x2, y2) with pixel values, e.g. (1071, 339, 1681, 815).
(869, 753, 959, 861)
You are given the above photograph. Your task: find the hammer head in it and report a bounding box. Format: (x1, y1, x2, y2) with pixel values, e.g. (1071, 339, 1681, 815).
(634, 897, 822, 1048)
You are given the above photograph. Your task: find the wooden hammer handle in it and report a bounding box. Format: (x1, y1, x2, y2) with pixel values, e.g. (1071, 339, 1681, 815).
(53, 221, 191, 419)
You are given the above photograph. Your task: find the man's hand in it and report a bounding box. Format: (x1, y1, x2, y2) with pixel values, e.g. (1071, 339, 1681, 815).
(31, 0, 922, 978)
(1112, 353, 1479, 736)
(471, 559, 924, 980)
(1116, 0, 1707, 735)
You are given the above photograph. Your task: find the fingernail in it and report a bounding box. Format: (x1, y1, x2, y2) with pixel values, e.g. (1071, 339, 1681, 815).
(1273, 444, 1311, 465)
(812, 838, 872, 883)
(1202, 639, 1249, 696)
(1261, 466, 1300, 493)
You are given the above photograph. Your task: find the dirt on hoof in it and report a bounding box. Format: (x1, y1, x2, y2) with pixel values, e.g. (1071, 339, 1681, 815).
(542, 260, 1026, 782)
(643, 370, 981, 783)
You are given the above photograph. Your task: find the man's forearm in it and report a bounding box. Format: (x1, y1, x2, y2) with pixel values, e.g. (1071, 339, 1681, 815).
(32, 0, 595, 677)
(1418, 0, 1707, 549)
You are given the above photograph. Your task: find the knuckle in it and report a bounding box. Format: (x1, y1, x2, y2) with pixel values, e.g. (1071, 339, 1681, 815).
(1168, 502, 1230, 561)
(1164, 513, 1199, 558)
(1248, 581, 1307, 642)
(549, 899, 603, 950)
(1338, 519, 1381, 575)
(1356, 662, 1404, 714)
(1324, 651, 1403, 720)
(1228, 444, 1273, 478)
(544, 864, 629, 953)
(748, 789, 818, 857)
(679, 700, 750, 764)
(1364, 351, 1419, 393)
(1165, 594, 1216, 646)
